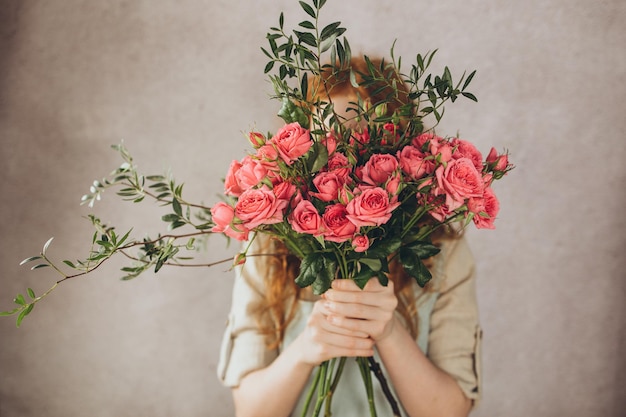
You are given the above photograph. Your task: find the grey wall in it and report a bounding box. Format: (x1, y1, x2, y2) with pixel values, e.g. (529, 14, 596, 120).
(1, 1, 624, 416)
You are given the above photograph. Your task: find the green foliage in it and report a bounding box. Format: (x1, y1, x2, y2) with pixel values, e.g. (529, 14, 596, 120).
(0, 143, 231, 326)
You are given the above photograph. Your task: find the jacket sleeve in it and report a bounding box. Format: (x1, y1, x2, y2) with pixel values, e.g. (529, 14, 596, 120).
(216, 251, 278, 387)
(427, 237, 483, 406)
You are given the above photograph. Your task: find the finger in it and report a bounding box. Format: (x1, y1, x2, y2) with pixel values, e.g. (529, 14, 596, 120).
(324, 290, 397, 311)
(319, 332, 375, 355)
(313, 301, 370, 338)
(324, 300, 385, 321)
(330, 278, 394, 297)
(326, 314, 372, 334)
(331, 278, 392, 291)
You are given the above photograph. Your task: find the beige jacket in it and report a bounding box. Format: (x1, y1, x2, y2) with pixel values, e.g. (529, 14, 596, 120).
(217, 236, 482, 414)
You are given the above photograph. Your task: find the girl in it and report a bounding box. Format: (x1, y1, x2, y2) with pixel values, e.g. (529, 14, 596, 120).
(217, 58, 482, 417)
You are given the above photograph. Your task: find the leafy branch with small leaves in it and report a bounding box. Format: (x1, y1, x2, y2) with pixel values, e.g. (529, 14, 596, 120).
(2, 142, 238, 327)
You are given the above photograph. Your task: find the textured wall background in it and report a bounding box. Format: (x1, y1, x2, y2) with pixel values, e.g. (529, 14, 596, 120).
(1, 1, 624, 416)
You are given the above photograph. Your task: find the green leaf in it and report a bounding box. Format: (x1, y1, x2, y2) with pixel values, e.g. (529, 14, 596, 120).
(162, 214, 180, 222)
(320, 31, 343, 53)
(295, 253, 324, 288)
(311, 255, 336, 295)
(14, 294, 26, 305)
(294, 31, 316, 47)
(376, 273, 389, 287)
(299, 20, 315, 29)
(62, 260, 76, 268)
(16, 304, 34, 328)
(461, 92, 478, 102)
(349, 70, 358, 88)
(305, 142, 329, 173)
(359, 258, 382, 272)
(299, 1, 316, 18)
(312, 275, 332, 295)
(42, 237, 54, 255)
(172, 198, 183, 216)
(0, 308, 20, 316)
(405, 241, 441, 259)
(19, 256, 42, 266)
(320, 22, 342, 41)
(117, 229, 132, 246)
(277, 97, 309, 128)
(462, 70, 476, 90)
(170, 221, 187, 229)
(27, 288, 36, 299)
(399, 247, 432, 287)
(367, 236, 402, 259)
(301, 72, 308, 100)
(336, 39, 345, 65)
(261, 47, 273, 60)
(352, 264, 375, 289)
(30, 264, 50, 270)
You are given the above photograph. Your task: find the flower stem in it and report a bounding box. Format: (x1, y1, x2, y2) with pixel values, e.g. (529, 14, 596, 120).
(368, 356, 402, 417)
(312, 361, 329, 417)
(301, 364, 323, 417)
(357, 357, 378, 417)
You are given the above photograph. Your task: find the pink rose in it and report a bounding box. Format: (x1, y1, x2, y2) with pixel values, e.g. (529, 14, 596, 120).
(269, 122, 313, 165)
(224, 160, 244, 197)
(412, 132, 441, 150)
(273, 180, 296, 201)
(248, 131, 266, 148)
(322, 203, 357, 243)
(435, 157, 484, 211)
(385, 173, 402, 196)
(289, 200, 324, 236)
(260, 159, 282, 185)
(211, 202, 234, 231)
(397, 145, 433, 180)
(482, 172, 494, 187)
(311, 172, 342, 202)
(235, 155, 268, 190)
(429, 138, 453, 163)
(352, 235, 370, 252)
(346, 187, 400, 227)
(486, 147, 509, 172)
(350, 129, 370, 154)
(361, 153, 399, 186)
(257, 143, 279, 161)
(210, 202, 249, 241)
(381, 123, 400, 145)
(326, 152, 352, 181)
(427, 195, 452, 222)
(472, 186, 499, 229)
(235, 186, 287, 229)
(352, 129, 370, 146)
(322, 133, 338, 155)
(452, 139, 483, 172)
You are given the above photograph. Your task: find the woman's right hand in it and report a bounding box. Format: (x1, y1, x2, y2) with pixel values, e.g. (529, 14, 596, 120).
(293, 299, 375, 366)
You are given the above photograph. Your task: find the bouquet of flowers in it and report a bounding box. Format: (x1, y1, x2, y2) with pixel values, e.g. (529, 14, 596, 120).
(2, 0, 512, 416)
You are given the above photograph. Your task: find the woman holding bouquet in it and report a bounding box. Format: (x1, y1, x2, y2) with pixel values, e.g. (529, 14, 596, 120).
(217, 58, 483, 417)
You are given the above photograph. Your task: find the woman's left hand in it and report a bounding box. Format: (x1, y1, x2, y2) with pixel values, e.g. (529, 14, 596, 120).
(322, 278, 398, 343)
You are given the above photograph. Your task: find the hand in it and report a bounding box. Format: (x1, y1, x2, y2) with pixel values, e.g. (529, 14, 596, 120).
(294, 297, 375, 366)
(322, 278, 398, 342)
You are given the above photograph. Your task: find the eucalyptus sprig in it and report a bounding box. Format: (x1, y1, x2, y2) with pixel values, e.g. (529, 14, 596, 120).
(1, 144, 236, 327)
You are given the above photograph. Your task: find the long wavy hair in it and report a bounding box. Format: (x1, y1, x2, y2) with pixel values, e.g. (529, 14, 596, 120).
(247, 57, 454, 349)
